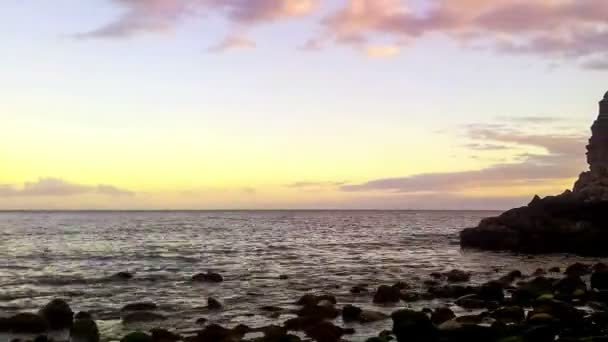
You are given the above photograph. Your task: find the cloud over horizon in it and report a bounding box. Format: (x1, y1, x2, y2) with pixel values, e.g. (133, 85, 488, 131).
(341, 124, 587, 194)
(0, 178, 135, 197)
(77, 0, 608, 68)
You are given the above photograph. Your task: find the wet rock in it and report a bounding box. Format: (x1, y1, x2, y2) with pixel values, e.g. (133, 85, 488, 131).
(534, 268, 547, 276)
(278, 275, 289, 280)
(192, 272, 223, 283)
(342, 305, 362, 322)
(296, 304, 339, 320)
(553, 276, 587, 299)
(455, 294, 487, 309)
(565, 263, 591, 277)
(150, 328, 181, 342)
(391, 309, 437, 342)
(491, 306, 525, 323)
(359, 311, 389, 323)
(523, 325, 557, 342)
(445, 269, 471, 283)
(121, 302, 158, 312)
(39, 299, 73, 330)
(304, 321, 344, 342)
(549, 267, 561, 273)
(71, 315, 100, 342)
(430, 307, 455, 325)
(512, 277, 556, 305)
(427, 285, 475, 299)
(196, 324, 244, 342)
(195, 317, 207, 325)
(1, 313, 48, 334)
(207, 297, 223, 310)
(373, 285, 401, 304)
(74, 312, 93, 320)
(112, 272, 134, 280)
(393, 281, 410, 290)
(350, 285, 368, 294)
(430, 272, 443, 279)
(122, 312, 167, 324)
(592, 270, 608, 290)
(478, 280, 505, 302)
(595, 262, 608, 272)
(295, 294, 336, 307)
(399, 291, 422, 302)
(439, 323, 498, 342)
(121, 332, 153, 342)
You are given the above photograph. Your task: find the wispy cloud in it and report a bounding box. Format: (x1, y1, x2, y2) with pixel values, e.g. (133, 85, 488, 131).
(207, 33, 256, 52)
(286, 181, 347, 188)
(342, 124, 586, 193)
(75, 0, 608, 68)
(0, 178, 135, 197)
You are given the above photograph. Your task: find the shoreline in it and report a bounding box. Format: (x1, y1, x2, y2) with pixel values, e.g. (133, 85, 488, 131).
(3, 262, 608, 342)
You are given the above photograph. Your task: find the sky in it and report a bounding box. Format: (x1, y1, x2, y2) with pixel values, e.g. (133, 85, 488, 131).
(1, 0, 607, 210)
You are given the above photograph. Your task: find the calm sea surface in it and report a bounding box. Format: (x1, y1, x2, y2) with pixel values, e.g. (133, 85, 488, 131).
(1, 210, 605, 341)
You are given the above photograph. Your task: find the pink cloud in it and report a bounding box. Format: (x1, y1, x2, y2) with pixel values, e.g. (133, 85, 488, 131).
(78, 0, 317, 39)
(318, 0, 608, 65)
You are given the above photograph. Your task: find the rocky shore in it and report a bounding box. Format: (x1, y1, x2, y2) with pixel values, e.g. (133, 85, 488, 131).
(461, 91, 608, 256)
(4, 264, 608, 342)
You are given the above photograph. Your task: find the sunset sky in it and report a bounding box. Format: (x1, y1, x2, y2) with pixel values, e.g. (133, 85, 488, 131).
(1, 0, 607, 210)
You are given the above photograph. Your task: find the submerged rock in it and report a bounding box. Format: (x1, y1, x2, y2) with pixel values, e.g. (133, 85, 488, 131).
(192, 272, 224, 283)
(122, 312, 167, 324)
(373, 285, 401, 304)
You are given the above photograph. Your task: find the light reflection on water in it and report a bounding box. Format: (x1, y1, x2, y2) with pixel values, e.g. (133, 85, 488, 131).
(1, 211, 606, 341)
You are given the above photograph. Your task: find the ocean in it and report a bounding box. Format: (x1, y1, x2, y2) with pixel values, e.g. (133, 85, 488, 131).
(1, 210, 605, 341)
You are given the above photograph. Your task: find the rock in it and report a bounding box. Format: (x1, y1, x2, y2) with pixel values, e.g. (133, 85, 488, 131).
(304, 321, 344, 342)
(595, 262, 608, 272)
(478, 281, 505, 302)
(393, 281, 409, 290)
(431, 307, 455, 325)
(553, 276, 587, 299)
(522, 325, 557, 342)
(122, 312, 166, 324)
(491, 306, 525, 323)
(70, 316, 100, 342)
(39, 299, 73, 330)
(342, 305, 362, 322)
(455, 294, 487, 309)
(427, 284, 475, 299)
(358, 311, 389, 323)
(207, 297, 223, 310)
(121, 302, 158, 312)
(192, 272, 223, 283)
(74, 312, 93, 320)
(121, 332, 153, 342)
(512, 277, 555, 305)
(150, 328, 181, 342)
(439, 324, 498, 342)
(278, 274, 289, 280)
(195, 317, 207, 325)
(2, 313, 48, 334)
(549, 267, 561, 273)
(373, 285, 401, 304)
(391, 309, 437, 342)
(592, 270, 608, 290)
(296, 304, 339, 320)
(350, 285, 368, 294)
(565, 263, 591, 277)
(445, 269, 471, 283)
(196, 324, 245, 342)
(534, 268, 547, 276)
(112, 272, 134, 280)
(295, 294, 336, 306)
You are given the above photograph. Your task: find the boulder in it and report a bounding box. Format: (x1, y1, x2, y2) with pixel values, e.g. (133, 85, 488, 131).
(121, 332, 153, 342)
(341, 305, 362, 322)
(39, 299, 73, 330)
(592, 270, 608, 290)
(431, 307, 455, 325)
(150, 328, 181, 342)
(304, 321, 344, 342)
(70, 316, 100, 342)
(207, 297, 223, 310)
(373, 285, 401, 304)
(445, 269, 471, 283)
(491, 306, 525, 323)
(1, 313, 48, 334)
(391, 309, 437, 342)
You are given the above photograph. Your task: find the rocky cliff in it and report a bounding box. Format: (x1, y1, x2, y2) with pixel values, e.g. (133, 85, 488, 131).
(460, 91, 608, 256)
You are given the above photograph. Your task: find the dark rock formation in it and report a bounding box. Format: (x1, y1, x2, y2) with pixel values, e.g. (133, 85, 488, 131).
(461, 91, 608, 256)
